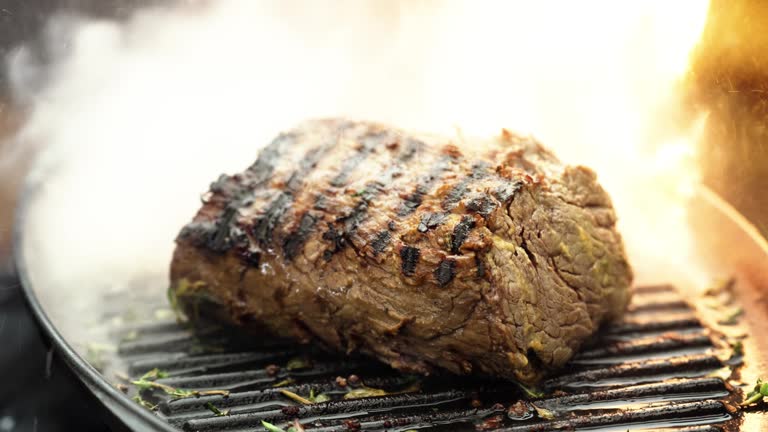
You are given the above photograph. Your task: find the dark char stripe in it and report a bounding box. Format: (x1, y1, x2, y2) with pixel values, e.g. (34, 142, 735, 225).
(282, 213, 318, 260)
(397, 154, 455, 217)
(465, 194, 497, 217)
(190, 134, 295, 253)
(475, 255, 485, 278)
(400, 246, 421, 276)
(434, 259, 457, 286)
(329, 131, 386, 187)
(450, 215, 476, 254)
(441, 161, 491, 210)
(371, 230, 392, 256)
(247, 132, 296, 185)
(252, 192, 293, 246)
(254, 142, 330, 250)
(322, 135, 423, 259)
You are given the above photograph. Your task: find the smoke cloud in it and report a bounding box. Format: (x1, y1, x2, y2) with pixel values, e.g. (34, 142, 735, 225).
(7, 1, 710, 342)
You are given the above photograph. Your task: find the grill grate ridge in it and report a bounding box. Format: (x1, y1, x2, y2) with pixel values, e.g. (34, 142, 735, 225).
(111, 285, 741, 431)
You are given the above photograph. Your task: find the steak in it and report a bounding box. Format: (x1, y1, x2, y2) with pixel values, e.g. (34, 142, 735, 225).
(169, 119, 633, 384)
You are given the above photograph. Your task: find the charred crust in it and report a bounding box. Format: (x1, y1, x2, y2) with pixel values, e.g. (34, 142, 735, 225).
(450, 215, 476, 254)
(400, 246, 420, 276)
(209, 174, 236, 195)
(387, 221, 396, 231)
(417, 212, 447, 233)
(441, 162, 490, 210)
(475, 255, 486, 279)
(466, 194, 498, 217)
(370, 230, 392, 256)
(239, 249, 261, 266)
(322, 223, 346, 261)
(247, 132, 294, 184)
(313, 194, 328, 210)
(252, 192, 293, 246)
(177, 221, 217, 247)
(282, 212, 318, 260)
(329, 131, 385, 187)
(323, 138, 422, 259)
(434, 259, 457, 286)
(397, 154, 456, 216)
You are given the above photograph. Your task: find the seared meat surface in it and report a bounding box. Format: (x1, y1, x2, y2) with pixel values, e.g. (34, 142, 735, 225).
(170, 119, 633, 384)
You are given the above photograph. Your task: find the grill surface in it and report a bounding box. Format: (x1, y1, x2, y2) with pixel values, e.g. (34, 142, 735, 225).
(109, 285, 743, 431)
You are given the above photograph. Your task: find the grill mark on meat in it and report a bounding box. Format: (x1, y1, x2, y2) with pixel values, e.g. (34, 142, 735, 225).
(398, 154, 456, 216)
(255, 141, 336, 254)
(252, 192, 293, 246)
(371, 230, 392, 256)
(182, 134, 297, 253)
(246, 132, 295, 184)
(442, 162, 491, 210)
(313, 194, 331, 211)
(282, 212, 318, 260)
(475, 255, 486, 278)
(465, 194, 498, 218)
(434, 258, 457, 286)
(417, 212, 447, 233)
(321, 138, 423, 258)
(322, 223, 345, 261)
(400, 246, 420, 276)
(450, 215, 476, 254)
(329, 131, 386, 187)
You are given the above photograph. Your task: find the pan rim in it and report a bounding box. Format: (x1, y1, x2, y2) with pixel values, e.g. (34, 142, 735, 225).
(12, 182, 178, 432)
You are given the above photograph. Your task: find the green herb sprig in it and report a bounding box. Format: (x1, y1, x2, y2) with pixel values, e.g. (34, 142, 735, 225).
(130, 368, 229, 399)
(742, 378, 768, 406)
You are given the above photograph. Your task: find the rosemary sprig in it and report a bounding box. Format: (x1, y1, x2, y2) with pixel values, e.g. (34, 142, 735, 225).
(261, 420, 286, 432)
(130, 367, 229, 399)
(206, 402, 230, 416)
(280, 389, 313, 405)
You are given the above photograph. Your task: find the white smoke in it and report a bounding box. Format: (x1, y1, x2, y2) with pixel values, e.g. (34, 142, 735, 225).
(8, 0, 711, 343)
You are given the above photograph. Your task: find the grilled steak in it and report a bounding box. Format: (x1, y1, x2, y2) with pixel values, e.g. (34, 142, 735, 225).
(170, 119, 633, 384)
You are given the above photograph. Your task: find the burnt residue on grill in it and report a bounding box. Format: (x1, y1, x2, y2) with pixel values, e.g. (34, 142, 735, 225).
(110, 285, 746, 431)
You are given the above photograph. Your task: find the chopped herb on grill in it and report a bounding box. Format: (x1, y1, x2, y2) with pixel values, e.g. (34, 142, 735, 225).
(261, 420, 286, 432)
(344, 386, 388, 399)
(206, 402, 230, 416)
(131, 367, 229, 399)
(272, 378, 296, 387)
(514, 381, 544, 398)
(343, 380, 421, 400)
(741, 378, 768, 406)
(309, 388, 331, 403)
(261, 420, 306, 432)
(286, 357, 312, 370)
(280, 388, 331, 405)
(280, 389, 313, 405)
(132, 395, 158, 411)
